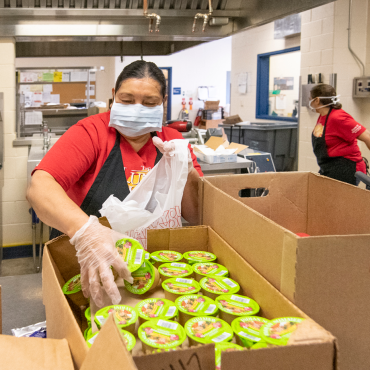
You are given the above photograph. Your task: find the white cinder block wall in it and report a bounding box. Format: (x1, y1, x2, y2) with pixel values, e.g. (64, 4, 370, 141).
(231, 23, 300, 121)
(299, 0, 370, 172)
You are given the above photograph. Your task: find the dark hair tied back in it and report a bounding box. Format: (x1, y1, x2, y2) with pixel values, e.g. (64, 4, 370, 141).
(115, 60, 166, 98)
(310, 83, 342, 109)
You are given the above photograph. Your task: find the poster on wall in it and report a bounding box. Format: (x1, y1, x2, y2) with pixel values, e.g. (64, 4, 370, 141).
(273, 77, 294, 90)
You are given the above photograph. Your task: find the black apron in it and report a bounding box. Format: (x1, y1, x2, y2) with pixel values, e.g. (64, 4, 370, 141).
(312, 107, 357, 185)
(50, 131, 163, 239)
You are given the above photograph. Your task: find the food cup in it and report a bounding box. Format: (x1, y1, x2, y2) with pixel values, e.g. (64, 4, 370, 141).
(231, 316, 270, 348)
(162, 278, 201, 302)
(215, 342, 244, 370)
(115, 238, 145, 272)
(199, 276, 240, 301)
(124, 261, 160, 295)
(182, 251, 217, 266)
(158, 262, 193, 281)
(150, 250, 183, 268)
(215, 294, 260, 324)
(192, 262, 228, 282)
(62, 274, 89, 307)
(135, 298, 178, 325)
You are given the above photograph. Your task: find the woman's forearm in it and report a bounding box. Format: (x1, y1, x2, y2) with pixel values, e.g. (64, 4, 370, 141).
(358, 130, 370, 151)
(181, 168, 200, 225)
(27, 170, 89, 238)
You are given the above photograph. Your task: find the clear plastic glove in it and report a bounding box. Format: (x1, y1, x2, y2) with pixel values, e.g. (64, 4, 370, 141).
(69, 215, 133, 308)
(153, 137, 193, 174)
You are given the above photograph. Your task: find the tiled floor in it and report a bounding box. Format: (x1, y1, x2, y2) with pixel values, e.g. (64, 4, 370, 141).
(0, 257, 37, 277)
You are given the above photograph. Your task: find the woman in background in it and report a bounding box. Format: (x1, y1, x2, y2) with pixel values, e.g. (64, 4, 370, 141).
(310, 84, 370, 185)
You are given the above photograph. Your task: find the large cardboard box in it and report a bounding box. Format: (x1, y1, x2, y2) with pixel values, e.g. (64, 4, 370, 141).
(43, 223, 336, 370)
(200, 172, 370, 370)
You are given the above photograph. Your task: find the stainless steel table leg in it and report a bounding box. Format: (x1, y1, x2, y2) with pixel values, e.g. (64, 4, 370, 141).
(32, 222, 37, 272)
(37, 222, 43, 273)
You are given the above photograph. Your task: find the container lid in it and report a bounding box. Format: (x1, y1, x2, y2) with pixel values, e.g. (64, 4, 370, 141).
(231, 316, 270, 343)
(95, 305, 138, 328)
(175, 295, 218, 316)
(85, 328, 98, 348)
(62, 274, 82, 295)
(200, 277, 240, 295)
(85, 307, 91, 322)
(124, 261, 156, 294)
(260, 317, 305, 346)
(138, 318, 186, 349)
(216, 294, 260, 316)
(115, 238, 145, 272)
(85, 328, 136, 351)
(150, 250, 183, 263)
(162, 278, 201, 295)
(193, 263, 228, 278)
(182, 251, 217, 264)
(250, 342, 268, 349)
(185, 317, 234, 344)
(136, 298, 178, 321)
(158, 263, 193, 278)
(215, 342, 244, 370)
(120, 329, 136, 352)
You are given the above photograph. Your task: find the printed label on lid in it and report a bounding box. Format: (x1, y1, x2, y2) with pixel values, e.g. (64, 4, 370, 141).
(157, 320, 178, 331)
(231, 295, 250, 304)
(176, 278, 193, 284)
(212, 332, 232, 343)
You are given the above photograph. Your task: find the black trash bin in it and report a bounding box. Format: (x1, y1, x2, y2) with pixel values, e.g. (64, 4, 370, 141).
(221, 122, 298, 172)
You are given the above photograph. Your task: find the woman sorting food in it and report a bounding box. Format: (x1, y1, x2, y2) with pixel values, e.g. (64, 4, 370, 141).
(27, 60, 203, 307)
(310, 84, 370, 185)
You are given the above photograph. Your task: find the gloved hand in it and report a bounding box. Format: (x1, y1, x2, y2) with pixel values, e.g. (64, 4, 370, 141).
(153, 137, 194, 174)
(69, 215, 133, 307)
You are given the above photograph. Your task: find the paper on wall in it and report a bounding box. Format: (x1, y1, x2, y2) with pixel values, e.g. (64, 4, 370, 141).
(62, 72, 70, 82)
(42, 72, 54, 82)
(43, 84, 53, 93)
(30, 85, 43, 92)
(25, 111, 43, 125)
(50, 94, 60, 104)
(33, 92, 43, 106)
(85, 85, 95, 96)
(208, 86, 218, 99)
(53, 71, 63, 82)
(70, 72, 81, 82)
(275, 95, 287, 110)
(20, 72, 37, 83)
(24, 92, 33, 107)
(19, 85, 31, 94)
(198, 87, 208, 101)
(238, 72, 248, 94)
(42, 92, 51, 103)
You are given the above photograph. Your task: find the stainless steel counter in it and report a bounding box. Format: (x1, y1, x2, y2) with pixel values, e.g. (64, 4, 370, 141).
(198, 156, 253, 176)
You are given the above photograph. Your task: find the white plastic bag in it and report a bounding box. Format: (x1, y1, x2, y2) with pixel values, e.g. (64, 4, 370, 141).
(100, 139, 189, 249)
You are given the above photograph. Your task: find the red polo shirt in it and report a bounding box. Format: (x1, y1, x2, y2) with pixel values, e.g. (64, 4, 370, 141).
(33, 112, 203, 206)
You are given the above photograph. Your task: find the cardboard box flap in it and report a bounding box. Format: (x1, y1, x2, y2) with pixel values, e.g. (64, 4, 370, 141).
(204, 100, 219, 110)
(134, 344, 215, 370)
(0, 336, 74, 370)
(221, 342, 335, 370)
(43, 247, 88, 369)
(225, 142, 248, 154)
(307, 173, 370, 235)
(82, 315, 137, 370)
(222, 115, 243, 125)
(204, 136, 228, 151)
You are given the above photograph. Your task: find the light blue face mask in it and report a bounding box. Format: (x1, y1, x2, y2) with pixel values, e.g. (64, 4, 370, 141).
(109, 100, 163, 137)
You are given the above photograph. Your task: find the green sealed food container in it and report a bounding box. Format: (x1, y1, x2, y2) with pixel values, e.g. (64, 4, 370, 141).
(215, 342, 244, 370)
(184, 317, 233, 346)
(94, 305, 138, 334)
(162, 278, 201, 302)
(175, 295, 218, 326)
(260, 317, 305, 346)
(215, 294, 260, 324)
(84, 324, 91, 340)
(85, 307, 91, 322)
(62, 274, 89, 307)
(135, 298, 178, 324)
(85, 328, 98, 348)
(150, 251, 183, 268)
(85, 328, 136, 352)
(120, 329, 136, 352)
(200, 277, 240, 301)
(158, 262, 193, 281)
(138, 318, 186, 352)
(231, 316, 269, 348)
(124, 261, 160, 295)
(250, 342, 269, 349)
(183, 251, 217, 265)
(115, 238, 145, 272)
(192, 263, 228, 281)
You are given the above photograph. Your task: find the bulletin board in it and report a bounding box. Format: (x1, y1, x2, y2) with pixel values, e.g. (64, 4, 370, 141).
(48, 81, 96, 104)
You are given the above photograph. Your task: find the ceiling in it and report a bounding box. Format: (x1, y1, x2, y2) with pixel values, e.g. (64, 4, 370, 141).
(0, 0, 334, 57)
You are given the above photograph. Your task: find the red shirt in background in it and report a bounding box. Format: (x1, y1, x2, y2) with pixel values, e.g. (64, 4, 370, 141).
(33, 112, 203, 206)
(313, 109, 366, 173)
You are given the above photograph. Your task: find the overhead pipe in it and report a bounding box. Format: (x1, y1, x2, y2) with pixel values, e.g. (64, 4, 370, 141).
(143, 0, 161, 33)
(348, 0, 365, 76)
(192, 0, 213, 32)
